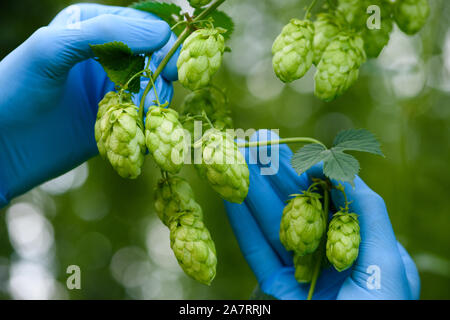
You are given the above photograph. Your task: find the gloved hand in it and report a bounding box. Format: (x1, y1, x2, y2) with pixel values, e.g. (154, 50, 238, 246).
(0, 3, 181, 208)
(225, 130, 420, 300)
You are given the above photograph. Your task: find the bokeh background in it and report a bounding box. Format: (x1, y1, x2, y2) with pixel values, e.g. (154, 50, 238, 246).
(0, 0, 449, 299)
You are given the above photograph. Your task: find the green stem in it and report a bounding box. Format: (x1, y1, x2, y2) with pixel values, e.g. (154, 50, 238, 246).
(138, 0, 228, 119)
(149, 73, 161, 107)
(171, 20, 187, 31)
(307, 184, 329, 300)
(210, 84, 229, 104)
(202, 111, 215, 129)
(304, 0, 318, 19)
(139, 27, 190, 119)
(123, 69, 148, 92)
(237, 137, 326, 149)
(335, 184, 350, 212)
(194, 0, 227, 21)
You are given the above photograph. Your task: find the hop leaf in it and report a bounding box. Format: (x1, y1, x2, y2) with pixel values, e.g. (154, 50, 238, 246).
(195, 129, 249, 203)
(280, 192, 326, 256)
(177, 28, 226, 91)
(314, 34, 366, 101)
(145, 107, 187, 174)
(130, 1, 185, 36)
(394, 0, 430, 35)
(188, 0, 212, 8)
(90, 42, 145, 93)
(291, 129, 383, 185)
(326, 213, 361, 272)
(272, 19, 314, 83)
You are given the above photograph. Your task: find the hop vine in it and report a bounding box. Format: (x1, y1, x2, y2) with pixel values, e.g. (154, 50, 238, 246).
(89, 0, 428, 291)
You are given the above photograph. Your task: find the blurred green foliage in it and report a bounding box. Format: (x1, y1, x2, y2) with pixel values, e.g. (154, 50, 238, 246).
(0, 0, 449, 299)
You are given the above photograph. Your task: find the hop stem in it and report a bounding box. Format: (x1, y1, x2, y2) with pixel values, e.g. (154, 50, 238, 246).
(307, 179, 330, 300)
(304, 0, 319, 19)
(237, 137, 326, 149)
(335, 184, 350, 212)
(139, 0, 228, 120)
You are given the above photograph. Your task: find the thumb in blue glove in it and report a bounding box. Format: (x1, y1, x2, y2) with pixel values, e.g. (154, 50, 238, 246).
(0, 4, 180, 207)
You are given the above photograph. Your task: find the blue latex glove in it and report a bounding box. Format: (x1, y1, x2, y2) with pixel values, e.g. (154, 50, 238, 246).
(0, 4, 181, 208)
(225, 130, 420, 300)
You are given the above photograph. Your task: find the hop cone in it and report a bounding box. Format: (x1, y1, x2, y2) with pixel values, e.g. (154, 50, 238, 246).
(279, 192, 326, 255)
(195, 129, 249, 203)
(361, 0, 394, 58)
(188, 0, 211, 8)
(313, 13, 343, 66)
(96, 91, 131, 155)
(394, 0, 430, 35)
(314, 34, 366, 101)
(154, 176, 203, 226)
(326, 213, 361, 272)
(169, 212, 217, 285)
(95, 93, 145, 179)
(272, 19, 314, 83)
(293, 252, 316, 283)
(177, 28, 225, 91)
(181, 88, 233, 140)
(145, 107, 187, 174)
(336, 0, 366, 28)
(362, 18, 393, 58)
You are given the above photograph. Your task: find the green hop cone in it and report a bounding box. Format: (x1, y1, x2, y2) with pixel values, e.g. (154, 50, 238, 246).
(177, 28, 226, 91)
(145, 107, 187, 174)
(195, 129, 249, 203)
(279, 192, 326, 255)
(154, 176, 203, 226)
(293, 251, 316, 283)
(272, 19, 314, 83)
(95, 91, 132, 156)
(362, 17, 393, 58)
(361, 0, 394, 58)
(169, 212, 217, 285)
(314, 34, 366, 101)
(326, 213, 361, 272)
(180, 87, 233, 140)
(313, 13, 343, 66)
(188, 0, 212, 8)
(95, 94, 145, 179)
(394, 0, 430, 35)
(336, 0, 367, 28)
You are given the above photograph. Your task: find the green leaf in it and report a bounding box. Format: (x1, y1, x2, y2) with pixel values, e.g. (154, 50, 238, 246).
(332, 128, 384, 156)
(103, 56, 145, 93)
(130, 1, 184, 36)
(90, 42, 145, 93)
(90, 42, 133, 70)
(194, 10, 235, 40)
(291, 144, 328, 175)
(323, 150, 360, 185)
